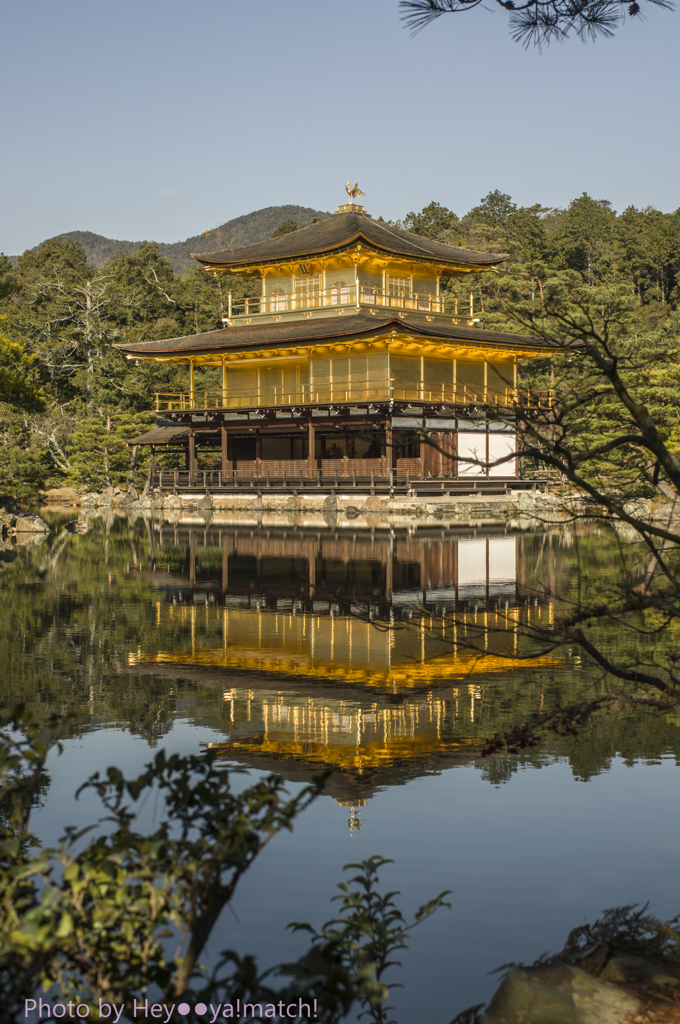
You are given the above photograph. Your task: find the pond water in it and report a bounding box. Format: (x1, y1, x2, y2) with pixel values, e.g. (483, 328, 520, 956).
(2, 511, 680, 1022)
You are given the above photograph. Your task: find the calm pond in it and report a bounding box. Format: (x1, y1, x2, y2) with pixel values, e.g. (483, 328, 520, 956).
(2, 510, 679, 1022)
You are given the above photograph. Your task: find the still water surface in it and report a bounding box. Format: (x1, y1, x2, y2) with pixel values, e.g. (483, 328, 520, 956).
(2, 511, 679, 1022)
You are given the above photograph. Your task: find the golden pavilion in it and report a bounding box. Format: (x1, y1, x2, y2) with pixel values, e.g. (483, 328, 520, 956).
(118, 188, 553, 495)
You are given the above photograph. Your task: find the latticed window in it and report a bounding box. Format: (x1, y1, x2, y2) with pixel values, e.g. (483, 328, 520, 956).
(387, 275, 410, 306)
(360, 281, 378, 304)
(294, 274, 321, 308)
(225, 369, 257, 408)
(270, 288, 286, 312)
(330, 280, 349, 305)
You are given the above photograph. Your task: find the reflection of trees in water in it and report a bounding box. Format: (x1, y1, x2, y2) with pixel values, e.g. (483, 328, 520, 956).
(0, 512, 678, 786)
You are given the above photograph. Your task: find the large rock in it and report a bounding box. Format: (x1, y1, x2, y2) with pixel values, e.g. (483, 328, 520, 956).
(0, 497, 49, 536)
(118, 488, 139, 507)
(601, 953, 680, 988)
(14, 512, 49, 533)
(363, 495, 388, 511)
(481, 963, 640, 1024)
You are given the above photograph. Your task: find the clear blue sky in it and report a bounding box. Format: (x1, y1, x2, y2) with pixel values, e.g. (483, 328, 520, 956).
(3, 0, 678, 255)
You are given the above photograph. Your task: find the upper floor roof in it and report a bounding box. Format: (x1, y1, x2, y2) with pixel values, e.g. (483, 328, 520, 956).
(115, 313, 553, 361)
(192, 208, 507, 275)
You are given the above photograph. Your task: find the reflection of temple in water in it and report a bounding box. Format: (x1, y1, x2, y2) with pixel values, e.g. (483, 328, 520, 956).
(128, 524, 558, 807)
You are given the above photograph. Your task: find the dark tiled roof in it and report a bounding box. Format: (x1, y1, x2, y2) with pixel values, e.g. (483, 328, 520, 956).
(127, 425, 190, 445)
(115, 315, 552, 358)
(191, 211, 506, 271)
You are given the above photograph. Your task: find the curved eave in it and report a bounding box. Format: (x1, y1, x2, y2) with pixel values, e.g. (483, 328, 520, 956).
(113, 316, 558, 362)
(191, 231, 508, 275)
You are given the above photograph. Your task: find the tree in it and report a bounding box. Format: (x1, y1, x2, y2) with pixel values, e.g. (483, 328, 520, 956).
(468, 190, 517, 228)
(0, 255, 19, 303)
(0, 329, 44, 413)
(400, 0, 673, 47)
(67, 411, 154, 491)
(549, 193, 618, 284)
(271, 219, 299, 238)
(421, 278, 680, 756)
(402, 201, 458, 238)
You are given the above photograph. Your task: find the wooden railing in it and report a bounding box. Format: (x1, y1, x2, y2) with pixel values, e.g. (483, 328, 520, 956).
(154, 463, 394, 491)
(152, 456, 522, 492)
(154, 381, 552, 412)
(228, 286, 475, 319)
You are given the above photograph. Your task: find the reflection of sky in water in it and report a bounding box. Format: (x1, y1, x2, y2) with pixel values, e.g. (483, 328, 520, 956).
(31, 725, 680, 1024)
(5, 514, 680, 1022)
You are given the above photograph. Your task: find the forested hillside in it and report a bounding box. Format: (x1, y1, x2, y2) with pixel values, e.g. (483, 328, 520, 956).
(1, 190, 680, 498)
(9, 205, 331, 273)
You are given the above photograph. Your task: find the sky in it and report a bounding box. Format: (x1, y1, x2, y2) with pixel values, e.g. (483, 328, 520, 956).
(3, 0, 679, 255)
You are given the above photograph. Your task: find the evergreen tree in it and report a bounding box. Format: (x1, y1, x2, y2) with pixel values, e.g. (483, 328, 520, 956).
(270, 218, 299, 237)
(402, 201, 458, 238)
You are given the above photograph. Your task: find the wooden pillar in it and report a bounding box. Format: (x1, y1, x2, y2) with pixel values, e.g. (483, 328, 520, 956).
(255, 433, 262, 476)
(145, 445, 156, 495)
(189, 359, 195, 407)
(308, 421, 315, 474)
(188, 429, 196, 473)
(385, 420, 393, 492)
(220, 425, 227, 475)
(441, 432, 455, 478)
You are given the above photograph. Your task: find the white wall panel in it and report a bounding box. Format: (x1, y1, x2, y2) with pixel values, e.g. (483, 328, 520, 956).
(488, 432, 516, 477)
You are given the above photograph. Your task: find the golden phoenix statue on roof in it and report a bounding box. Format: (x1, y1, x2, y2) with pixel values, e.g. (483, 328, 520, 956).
(345, 181, 365, 203)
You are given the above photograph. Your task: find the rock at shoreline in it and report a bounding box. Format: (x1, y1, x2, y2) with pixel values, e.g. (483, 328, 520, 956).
(14, 512, 50, 533)
(601, 953, 680, 988)
(0, 498, 50, 537)
(480, 963, 640, 1024)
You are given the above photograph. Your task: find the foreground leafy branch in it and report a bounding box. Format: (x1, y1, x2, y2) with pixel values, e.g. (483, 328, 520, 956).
(0, 706, 448, 1023)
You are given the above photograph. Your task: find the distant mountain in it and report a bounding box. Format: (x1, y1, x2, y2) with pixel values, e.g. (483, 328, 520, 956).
(10, 205, 331, 273)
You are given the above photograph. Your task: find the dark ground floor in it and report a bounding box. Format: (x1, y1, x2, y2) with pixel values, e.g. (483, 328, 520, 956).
(130, 411, 542, 495)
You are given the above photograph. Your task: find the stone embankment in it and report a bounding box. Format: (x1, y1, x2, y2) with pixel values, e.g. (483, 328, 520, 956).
(44, 486, 578, 526)
(42, 486, 678, 531)
(0, 497, 50, 540)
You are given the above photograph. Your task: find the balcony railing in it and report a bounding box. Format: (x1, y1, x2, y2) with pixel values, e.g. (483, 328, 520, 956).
(227, 286, 475, 319)
(152, 457, 523, 493)
(154, 380, 552, 412)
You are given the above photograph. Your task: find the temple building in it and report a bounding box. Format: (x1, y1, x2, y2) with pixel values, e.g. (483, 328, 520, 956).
(118, 188, 552, 494)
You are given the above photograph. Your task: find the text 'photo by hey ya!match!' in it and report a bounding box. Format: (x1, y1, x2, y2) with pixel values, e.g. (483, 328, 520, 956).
(24, 999, 321, 1020)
